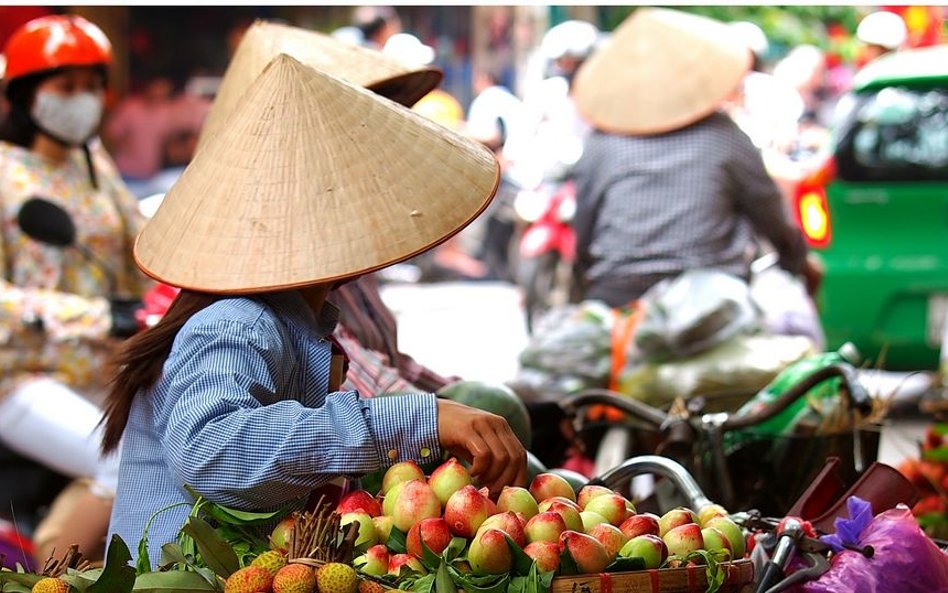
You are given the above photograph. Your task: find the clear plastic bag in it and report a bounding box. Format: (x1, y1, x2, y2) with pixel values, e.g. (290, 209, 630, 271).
(634, 269, 762, 362)
(616, 333, 816, 408)
(514, 302, 613, 400)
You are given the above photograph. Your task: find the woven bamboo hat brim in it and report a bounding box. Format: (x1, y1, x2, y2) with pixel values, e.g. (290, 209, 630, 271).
(135, 54, 499, 294)
(574, 8, 752, 136)
(197, 20, 442, 152)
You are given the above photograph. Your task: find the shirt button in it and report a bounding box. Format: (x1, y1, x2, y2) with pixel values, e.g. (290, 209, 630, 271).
(387, 449, 398, 461)
(420, 447, 431, 458)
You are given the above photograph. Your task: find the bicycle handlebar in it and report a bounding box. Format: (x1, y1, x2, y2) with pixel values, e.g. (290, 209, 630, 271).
(721, 363, 871, 431)
(559, 361, 872, 434)
(559, 390, 669, 426)
(587, 455, 714, 513)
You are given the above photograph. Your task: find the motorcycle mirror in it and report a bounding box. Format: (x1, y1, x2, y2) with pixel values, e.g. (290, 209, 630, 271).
(17, 197, 77, 248)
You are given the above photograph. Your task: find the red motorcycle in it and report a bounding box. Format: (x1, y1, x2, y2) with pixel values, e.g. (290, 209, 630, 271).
(515, 180, 580, 334)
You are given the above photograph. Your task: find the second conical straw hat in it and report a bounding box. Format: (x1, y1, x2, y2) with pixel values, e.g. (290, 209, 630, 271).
(574, 8, 751, 136)
(135, 54, 499, 294)
(197, 20, 442, 151)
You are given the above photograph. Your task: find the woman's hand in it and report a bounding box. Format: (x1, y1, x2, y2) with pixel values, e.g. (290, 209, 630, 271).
(436, 398, 528, 498)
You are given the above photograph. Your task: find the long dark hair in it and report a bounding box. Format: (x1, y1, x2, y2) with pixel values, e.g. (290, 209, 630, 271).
(0, 74, 45, 147)
(100, 289, 224, 453)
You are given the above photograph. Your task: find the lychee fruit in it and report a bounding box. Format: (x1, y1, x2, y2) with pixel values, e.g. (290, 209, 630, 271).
(317, 562, 359, 593)
(359, 580, 388, 593)
(31, 578, 69, 593)
(273, 563, 316, 593)
(251, 549, 288, 577)
(224, 565, 274, 593)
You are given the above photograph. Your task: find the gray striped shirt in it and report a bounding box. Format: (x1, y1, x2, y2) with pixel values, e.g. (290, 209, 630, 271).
(572, 111, 807, 307)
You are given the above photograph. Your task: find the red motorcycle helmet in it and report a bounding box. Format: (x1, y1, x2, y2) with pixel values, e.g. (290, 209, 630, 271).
(2, 14, 112, 84)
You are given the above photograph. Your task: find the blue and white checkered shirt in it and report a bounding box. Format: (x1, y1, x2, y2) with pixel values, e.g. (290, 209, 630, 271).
(108, 291, 440, 564)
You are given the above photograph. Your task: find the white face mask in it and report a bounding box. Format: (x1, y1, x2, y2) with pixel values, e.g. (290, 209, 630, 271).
(30, 91, 104, 146)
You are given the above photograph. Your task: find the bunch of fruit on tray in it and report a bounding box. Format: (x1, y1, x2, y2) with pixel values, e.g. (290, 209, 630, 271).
(337, 457, 746, 593)
(0, 458, 748, 593)
(899, 423, 948, 539)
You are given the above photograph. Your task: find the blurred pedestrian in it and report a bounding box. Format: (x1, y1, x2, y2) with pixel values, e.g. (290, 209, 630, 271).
(855, 10, 907, 67)
(353, 5, 402, 51)
(724, 21, 805, 155)
(571, 8, 821, 308)
(516, 20, 600, 186)
(103, 73, 177, 196)
(0, 14, 148, 561)
(466, 68, 529, 282)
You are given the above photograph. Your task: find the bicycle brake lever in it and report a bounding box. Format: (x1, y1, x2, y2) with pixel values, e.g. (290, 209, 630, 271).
(754, 518, 806, 593)
(761, 552, 831, 593)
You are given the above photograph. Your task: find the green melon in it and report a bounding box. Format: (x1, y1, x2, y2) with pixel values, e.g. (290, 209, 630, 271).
(437, 381, 533, 448)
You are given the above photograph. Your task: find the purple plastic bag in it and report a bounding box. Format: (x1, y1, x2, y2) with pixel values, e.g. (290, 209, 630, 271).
(799, 505, 948, 593)
(0, 519, 35, 571)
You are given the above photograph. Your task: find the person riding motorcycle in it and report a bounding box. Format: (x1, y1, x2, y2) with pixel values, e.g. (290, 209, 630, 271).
(855, 10, 907, 66)
(570, 8, 822, 309)
(0, 14, 148, 561)
(512, 19, 600, 188)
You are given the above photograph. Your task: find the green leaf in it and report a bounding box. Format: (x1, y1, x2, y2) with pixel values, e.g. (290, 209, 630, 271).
(2, 582, 31, 593)
(604, 556, 646, 572)
(0, 574, 40, 588)
(419, 539, 443, 572)
(180, 516, 240, 579)
(202, 502, 289, 527)
(503, 535, 534, 577)
(88, 534, 136, 593)
(76, 568, 104, 582)
(387, 527, 408, 554)
(60, 569, 100, 592)
(685, 550, 724, 593)
(557, 545, 578, 577)
(137, 533, 152, 576)
(407, 574, 435, 593)
(132, 571, 220, 592)
(537, 569, 553, 590)
(158, 543, 189, 571)
(435, 561, 457, 593)
(359, 471, 384, 496)
(442, 537, 467, 563)
(449, 570, 508, 593)
(508, 575, 528, 593)
(136, 501, 194, 575)
(520, 560, 552, 593)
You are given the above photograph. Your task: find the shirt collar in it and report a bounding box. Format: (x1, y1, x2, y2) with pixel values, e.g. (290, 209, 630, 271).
(259, 290, 339, 339)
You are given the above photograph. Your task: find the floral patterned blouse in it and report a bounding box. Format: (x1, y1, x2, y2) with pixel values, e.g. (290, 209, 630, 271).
(0, 139, 150, 403)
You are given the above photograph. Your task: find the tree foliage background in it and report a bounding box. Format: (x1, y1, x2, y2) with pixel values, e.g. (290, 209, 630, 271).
(597, 5, 869, 60)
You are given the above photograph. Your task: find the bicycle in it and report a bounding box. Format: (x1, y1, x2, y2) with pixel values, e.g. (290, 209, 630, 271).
(551, 361, 878, 517)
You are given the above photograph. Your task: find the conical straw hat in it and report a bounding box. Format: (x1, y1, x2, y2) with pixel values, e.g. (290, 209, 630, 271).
(197, 20, 442, 152)
(135, 54, 499, 294)
(574, 8, 751, 136)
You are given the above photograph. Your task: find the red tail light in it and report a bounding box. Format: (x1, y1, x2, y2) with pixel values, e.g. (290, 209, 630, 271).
(793, 157, 835, 249)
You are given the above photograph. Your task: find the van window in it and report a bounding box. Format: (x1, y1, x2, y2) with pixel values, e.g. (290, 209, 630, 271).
(835, 87, 948, 181)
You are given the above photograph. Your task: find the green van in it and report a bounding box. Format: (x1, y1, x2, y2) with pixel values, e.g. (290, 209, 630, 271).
(796, 45, 948, 370)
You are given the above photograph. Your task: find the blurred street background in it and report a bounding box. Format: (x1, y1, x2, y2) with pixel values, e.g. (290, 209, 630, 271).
(3, 3, 948, 544)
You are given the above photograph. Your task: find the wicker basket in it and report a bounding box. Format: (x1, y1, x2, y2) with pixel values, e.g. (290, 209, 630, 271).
(550, 559, 754, 593)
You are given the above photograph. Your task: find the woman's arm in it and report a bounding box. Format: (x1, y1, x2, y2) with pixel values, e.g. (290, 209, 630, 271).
(160, 321, 441, 509)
